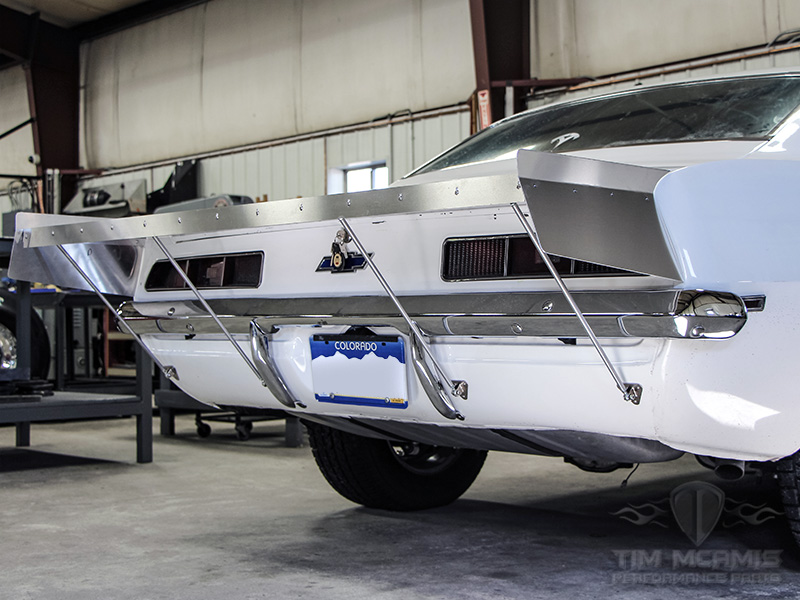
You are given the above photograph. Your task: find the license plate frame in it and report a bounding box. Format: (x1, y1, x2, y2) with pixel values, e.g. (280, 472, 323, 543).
(310, 332, 408, 409)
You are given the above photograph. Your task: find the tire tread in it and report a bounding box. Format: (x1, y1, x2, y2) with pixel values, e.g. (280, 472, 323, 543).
(778, 453, 800, 547)
(305, 421, 486, 511)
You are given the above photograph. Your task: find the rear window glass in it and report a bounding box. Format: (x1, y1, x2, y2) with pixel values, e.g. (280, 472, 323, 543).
(412, 75, 800, 175)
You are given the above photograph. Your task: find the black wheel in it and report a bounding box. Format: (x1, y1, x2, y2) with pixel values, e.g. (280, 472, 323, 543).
(305, 421, 487, 511)
(196, 422, 212, 438)
(777, 452, 800, 546)
(0, 296, 50, 381)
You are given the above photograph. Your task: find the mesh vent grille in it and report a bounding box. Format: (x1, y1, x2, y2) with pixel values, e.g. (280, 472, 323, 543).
(445, 238, 505, 280)
(574, 261, 626, 275)
(442, 235, 632, 281)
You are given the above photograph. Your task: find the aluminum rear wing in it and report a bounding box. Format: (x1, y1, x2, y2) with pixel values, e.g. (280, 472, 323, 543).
(10, 151, 678, 289)
(10, 151, 679, 413)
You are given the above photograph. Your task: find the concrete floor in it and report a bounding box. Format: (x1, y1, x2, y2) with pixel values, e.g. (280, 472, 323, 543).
(0, 415, 798, 600)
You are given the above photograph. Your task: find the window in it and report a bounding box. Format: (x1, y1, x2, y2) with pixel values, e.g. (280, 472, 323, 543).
(328, 161, 389, 194)
(410, 75, 800, 176)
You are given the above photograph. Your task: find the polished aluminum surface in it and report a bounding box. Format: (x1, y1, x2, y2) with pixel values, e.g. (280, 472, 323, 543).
(55, 244, 177, 380)
(517, 150, 681, 280)
(511, 203, 642, 404)
(517, 150, 666, 193)
(12, 152, 682, 302)
(9, 234, 142, 296)
(19, 174, 521, 249)
(119, 289, 747, 340)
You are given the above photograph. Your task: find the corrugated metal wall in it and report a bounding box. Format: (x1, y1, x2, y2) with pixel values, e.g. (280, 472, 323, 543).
(80, 0, 475, 169)
(201, 139, 326, 201)
(531, 0, 800, 79)
(77, 107, 471, 202)
(0, 66, 37, 212)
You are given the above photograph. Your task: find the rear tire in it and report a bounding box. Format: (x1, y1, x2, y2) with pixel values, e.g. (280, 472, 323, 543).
(305, 421, 487, 511)
(777, 452, 800, 546)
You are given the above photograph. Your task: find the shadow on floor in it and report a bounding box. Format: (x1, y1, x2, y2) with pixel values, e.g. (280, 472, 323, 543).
(190, 467, 800, 599)
(0, 448, 113, 472)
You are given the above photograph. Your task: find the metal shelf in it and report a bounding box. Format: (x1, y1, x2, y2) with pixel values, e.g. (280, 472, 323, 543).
(0, 259, 153, 463)
(0, 345, 153, 463)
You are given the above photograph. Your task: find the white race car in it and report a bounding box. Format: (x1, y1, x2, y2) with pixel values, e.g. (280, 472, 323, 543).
(10, 70, 800, 543)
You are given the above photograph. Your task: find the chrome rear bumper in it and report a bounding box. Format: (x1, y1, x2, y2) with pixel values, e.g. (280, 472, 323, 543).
(118, 289, 753, 340)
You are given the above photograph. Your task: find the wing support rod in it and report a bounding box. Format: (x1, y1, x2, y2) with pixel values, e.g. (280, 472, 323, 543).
(151, 236, 285, 397)
(510, 202, 642, 405)
(56, 244, 180, 381)
(338, 217, 466, 420)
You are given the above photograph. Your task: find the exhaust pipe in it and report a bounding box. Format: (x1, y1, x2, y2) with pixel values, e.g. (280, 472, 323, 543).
(713, 459, 746, 481)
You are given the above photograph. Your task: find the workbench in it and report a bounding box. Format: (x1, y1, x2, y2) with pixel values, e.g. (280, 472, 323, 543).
(0, 278, 153, 463)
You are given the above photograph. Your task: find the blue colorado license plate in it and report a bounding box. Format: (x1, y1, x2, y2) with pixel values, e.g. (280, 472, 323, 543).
(310, 334, 408, 409)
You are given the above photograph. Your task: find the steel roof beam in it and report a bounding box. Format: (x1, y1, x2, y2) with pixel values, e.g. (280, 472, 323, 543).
(0, 5, 79, 205)
(469, 0, 531, 126)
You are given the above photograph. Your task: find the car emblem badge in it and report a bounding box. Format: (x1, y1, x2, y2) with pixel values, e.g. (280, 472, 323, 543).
(318, 227, 371, 273)
(669, 481, 725, 546)
(316, 252, 370, 273)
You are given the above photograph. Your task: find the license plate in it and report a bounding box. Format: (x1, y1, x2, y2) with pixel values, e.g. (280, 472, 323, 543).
(310, 333, 408, 409)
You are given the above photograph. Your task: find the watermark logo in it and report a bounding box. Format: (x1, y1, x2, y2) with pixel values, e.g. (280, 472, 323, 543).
(613, 548, 783, 571)
(610, 480, 785, 585)
(611, 549, 784, 585)
(670, 481, 725, 546)
(612, 480, 782, 546)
